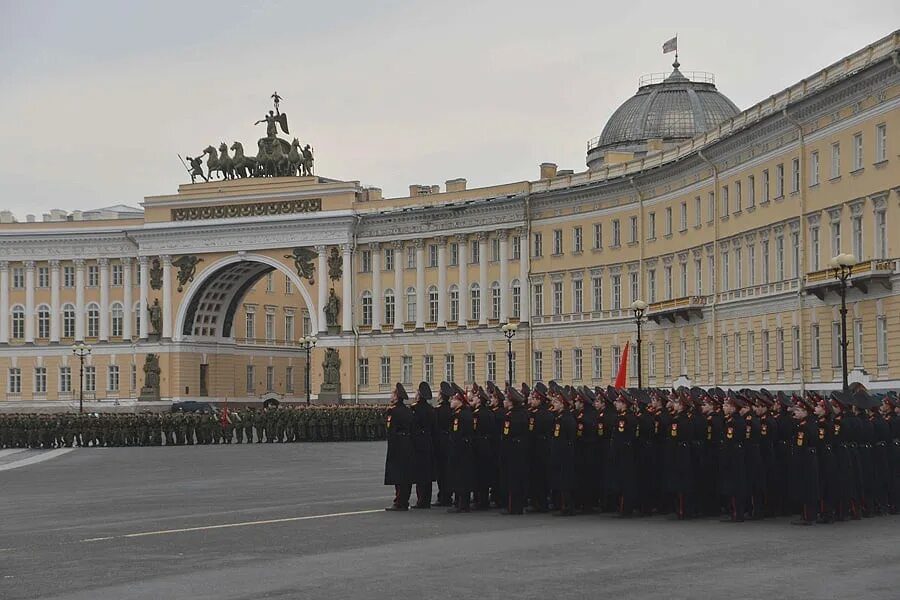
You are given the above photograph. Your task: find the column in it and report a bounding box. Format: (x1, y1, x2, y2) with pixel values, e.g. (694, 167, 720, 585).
(49, 260, 60, 342)
(437, 237, 448, 328)
(456, 235, 468, 326)
(415, 239, 425, 330)
(74, 259, 86, 341)
(370, 243, 382, 331)
(138, 256, 149, 339)
(478, 232, 488, 326)
(341, 244, 352, 332)
(0, 261, 9, 343)
(122, 258, 133, 341)
(393, 241, 404, 330)
(499, 231, 509, 323)
(161, 255, 172, 339)
(98, 258, 110, 341)
(316, 246, 327, 333)
(519, 228, 531, 323)
(24, 261, 35, 343)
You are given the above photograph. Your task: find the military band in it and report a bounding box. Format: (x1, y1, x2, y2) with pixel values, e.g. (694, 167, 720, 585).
(384, 381, 900, 525)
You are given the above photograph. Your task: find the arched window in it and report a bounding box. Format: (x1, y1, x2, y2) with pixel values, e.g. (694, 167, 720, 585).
(491, 281, 501, 320)
(11, 305, 25, 340)
(406, 287, 417, 323)
(37, 304, 51, 339)
(111, 303, 124, 337)
(428, 285, 439, 323)
(361, 291, 373, 326)
(470, 283, 481, 322)
(384, 289, 395, 325)
(87, 303, 100, 338)
(449, 284, 460, 323)
(62, 304, 76, 339)
(511, 279, 521, 318)
(133, 302, 141, 337)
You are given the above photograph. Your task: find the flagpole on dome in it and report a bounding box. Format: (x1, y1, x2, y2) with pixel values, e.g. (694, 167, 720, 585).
(662, 34, 679, 69)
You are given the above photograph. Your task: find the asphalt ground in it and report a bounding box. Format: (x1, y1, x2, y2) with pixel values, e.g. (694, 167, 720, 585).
(1, 442, 898, 600)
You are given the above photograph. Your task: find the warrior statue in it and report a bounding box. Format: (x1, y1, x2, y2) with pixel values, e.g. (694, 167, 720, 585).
(148, 299, 162, 336)
(255, 91, 289, 138)
(186, 156, 208, 183)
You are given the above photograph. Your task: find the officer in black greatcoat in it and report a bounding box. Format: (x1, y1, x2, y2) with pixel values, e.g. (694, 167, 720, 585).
(574, 386, 600, 513)
(472, 383, 497, 510)
(488, 383, 507, 508)
(830, 391, 854, 520)
(527, 382, 553, 512)
(635, 389, 659, 516)
(790, 395, 820, 525)
(500, 386, 529, 514)
(663, 391, 694, 519)
(742, 394, 765, 520)
(700, 391, 725, 517)
(433, 382, 454, 506)
(384, 383, 414, 511)
(594, 387, 617, 511)
(549, 382, 577, 516)
(608, 389, 638, 517)
(447, 383, 475, 513)
(720, 393, 748, 522)
(772, 392, 795, 516)
(813, 393, 836, 523)
(410, 381, 436, 509)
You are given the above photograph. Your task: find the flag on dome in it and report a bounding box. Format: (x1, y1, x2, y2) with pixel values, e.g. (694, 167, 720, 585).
(662, 36, 677, 54)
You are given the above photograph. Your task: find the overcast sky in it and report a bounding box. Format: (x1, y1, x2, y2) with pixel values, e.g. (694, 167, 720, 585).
(0, 1, 897, 218)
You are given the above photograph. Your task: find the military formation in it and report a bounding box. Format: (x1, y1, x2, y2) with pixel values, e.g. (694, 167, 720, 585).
(0, 406, 387, 448)
(383, 381, 900, 526)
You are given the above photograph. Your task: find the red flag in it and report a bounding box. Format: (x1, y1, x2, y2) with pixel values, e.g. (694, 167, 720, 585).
(614, 342, 630, 389)
(220, 397, 230, 427)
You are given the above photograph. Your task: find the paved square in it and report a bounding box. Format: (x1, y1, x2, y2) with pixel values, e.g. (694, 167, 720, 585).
(1, 442, 897, 600)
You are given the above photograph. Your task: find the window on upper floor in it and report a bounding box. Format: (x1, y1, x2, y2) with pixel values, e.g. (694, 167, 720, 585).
(810, 151, 820, 186)
(647, 212, 656, 240)
(831, 142, 841, 178)
(573, 226, 583, 253)
(612, 220, 621, 247)
(533, 233, 543, 257)
(629, 216, 638, 244)
(553, 229, 563, 255)
(593, 223, 602, 249)
(852, 133, 863, 171)
(665, 206, 673, 236)
(875, 123, 887, 163)
(791, 158, 800, 193)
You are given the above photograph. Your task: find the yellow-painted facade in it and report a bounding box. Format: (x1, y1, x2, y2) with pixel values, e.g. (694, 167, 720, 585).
(1, 32, 899, 408)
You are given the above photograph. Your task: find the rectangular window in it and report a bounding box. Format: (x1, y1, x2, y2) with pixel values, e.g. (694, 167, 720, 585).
(648, 212, 656, 240)
(811, 324, 821, 370)
(59, 366, 72, 393)
(131, 364, 137, 391)
(533, 351, 543, 382)
(284, 314, 294, 342)
(380, 356, 391, 385)
(445, 354, 455, 383)
(265, 366, 274, 391)
(792, 326, 801, 372)
(285, 367, 294, 394)
(648, 269, 656, 303)
(747, 175, 755, 208)
(722, 185, 729, 216)
(791, 232, 800, 278)
(707, 192, 715, 222)
(264, 272, 274, 293)
(664, 266, 673, 300)
(402, 356, 413, 385)
(694, 258, 702, 295)
(34, 367, 47, 394)
(775, 236, 785, 281)
(424, 355, 434, 385)
(384, 248, 395, 271)
(358, 358, 369, 387)
(612, 345, 621, 378)
(8, 368, 22, 394)
(303, 310, 311, 336)
(734, 180, 742, 212)
(629, 216, 638, 244)
(12, 267, 24, 289)
(37, 266, 49, 288)
(573, 348, 583, 381)
(592, 347, 602, 380)
(612, 275, 621, 310)
(762, 240, 770, 283)
(762, 330, 770, 372)
(360, 250, 372, 273)
(810, 226, 820, 271)
(407, 246, 417, 269)
(875, 209, 887, 259)
(512, 236, 521, 260)
(694, 196, 702, 226)
(490, 238, 500, 262)
(533, 282, 543, 317)
(721, 335, 729, 374)
(748, 244, 756, 286)
(449, 243, 459, 266)
(810, 151, 820, 186)
(854, 319, 864, 367)
(735, 247, 742, 289)
(721, 251, 730, 292)
(629, 272, 639, 304)
(680, 202, 687, 231)
(775, 163, 784, 198)
(593, 223, 602, 249)
(553, 230, 563, 255)
(612, 219, 621, 247)
(832, 321, 843, 368)
(831, 142, 841, 178)
(285, 276, 292, 294)
(427, 244, 438, 268)
(665, 206, 673, 235)
(680, 263, 688, 297)
(486, 352, 497, 383)
(63, 266, 75, 287)
(533, 232, 543, 257)
(876, 316, 888, 366)
(245, 311, 255, 340)
(107, 365, 119, 392)
(245, 365, 256, 394)
(852, 215, 863, 261)
(573, 279, 583, 313)
(852, 133, 863, 171)
(466, 354, 477, 384)
(552, 281, 563, 315)
(265, 313, 275, 342)
(762, 169, 770, 203)
(875, 123, 887, 163)
(791, 158, 800, 193)
(831, 220, 841, 256)
(591, 277, 602, 312)
(573, 226, 583, 253)
(748, 331, 756, 374)
(648, 343, 656, 377)
(87, 265, 99, 287)
(553, 349, 563, 380)
(508, 352, 516, 383)
(734, 333, 742, 375)
(776, 329, 785, 371)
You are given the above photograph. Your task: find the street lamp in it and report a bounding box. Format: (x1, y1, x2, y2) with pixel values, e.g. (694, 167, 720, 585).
(501, 323, 518, 388)
(829, 253, 857, 394)
(299, 335, 317, 405)
(71, 342, 92, 414)
(630, 300, 648, 389)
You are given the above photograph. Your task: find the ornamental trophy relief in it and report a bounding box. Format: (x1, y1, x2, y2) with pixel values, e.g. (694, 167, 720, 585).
(179, 91, 315, 182)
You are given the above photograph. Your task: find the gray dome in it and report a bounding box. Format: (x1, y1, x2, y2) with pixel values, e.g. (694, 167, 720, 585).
(587, 64, 739, 164)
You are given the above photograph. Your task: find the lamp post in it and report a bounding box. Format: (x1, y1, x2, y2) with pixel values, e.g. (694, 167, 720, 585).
(71, 342, 92, 414)
(299, 335, 317, 405)
(630, 300, 648, 389)
(829, 253, 856, 394)
(501, 322, 518, 387)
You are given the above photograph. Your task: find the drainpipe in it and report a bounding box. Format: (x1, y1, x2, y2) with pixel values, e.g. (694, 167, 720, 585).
(525, 191, 533, 385)
(697, 150, 718, 388)
(783, 108, 807, 394)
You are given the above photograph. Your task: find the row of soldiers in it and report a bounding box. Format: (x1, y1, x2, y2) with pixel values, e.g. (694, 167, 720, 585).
(383, 380, 900, 525)
(0, 406, 388, 449)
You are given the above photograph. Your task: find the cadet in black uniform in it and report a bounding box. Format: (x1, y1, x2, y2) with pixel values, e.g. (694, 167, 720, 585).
(574, 386, 600, 513)
(527, 382, 553, 512)
(500, 387, 529, 514)
(720, 393, 748, 522)
(608, 389, 638, 517)
(663, 391, 694, 519)
(434, 382, 454, 506)
(447, 384, 474, 513)
(548, 382, 577, 516)
(410, 382, 436, 509)
(472, 383, 497, 510)
(384, 383, 414, 511)
(790, 395, 821, 525)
